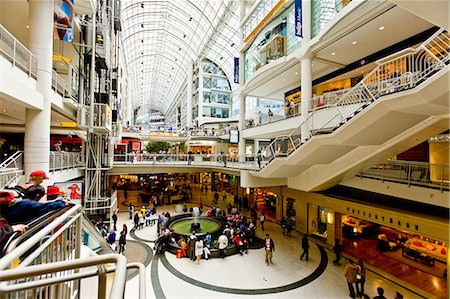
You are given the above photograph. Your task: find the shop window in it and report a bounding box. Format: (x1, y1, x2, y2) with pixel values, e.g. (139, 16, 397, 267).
(286, 198, 296, 218)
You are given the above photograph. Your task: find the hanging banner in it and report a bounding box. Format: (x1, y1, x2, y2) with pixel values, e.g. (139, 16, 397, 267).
(294, 0, 302, 37)
(54, 0, 75, 42)
(233, 57, 239, 83)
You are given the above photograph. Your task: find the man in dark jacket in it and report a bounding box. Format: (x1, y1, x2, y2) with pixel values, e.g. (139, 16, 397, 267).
(300, 234, 310, 261)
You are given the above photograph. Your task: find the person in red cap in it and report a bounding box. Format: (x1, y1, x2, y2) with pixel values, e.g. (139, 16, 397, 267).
(46, 186, 61, 201)
(22, 170, 50, 203)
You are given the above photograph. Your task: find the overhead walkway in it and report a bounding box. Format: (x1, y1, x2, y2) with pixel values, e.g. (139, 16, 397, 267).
(0, 151, 83, 188)
(247, 29, 449, 192)
(0, 204, 146, 299)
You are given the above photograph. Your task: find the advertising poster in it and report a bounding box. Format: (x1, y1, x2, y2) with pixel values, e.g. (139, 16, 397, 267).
(294, 0, 302, 37)
(105, 104, 112, 131)
(54, 181, 83, 205)
(229, 129, 239, 144)
(54, 0, 75, 42)
(234, 57, 239, 83)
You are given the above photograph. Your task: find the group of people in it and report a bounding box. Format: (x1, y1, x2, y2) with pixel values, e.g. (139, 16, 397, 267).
(130, 205, 158, 231)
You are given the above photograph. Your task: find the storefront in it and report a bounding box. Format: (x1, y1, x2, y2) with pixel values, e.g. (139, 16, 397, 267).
(340, 214, 448, 279)
(308, 204, 331, 241)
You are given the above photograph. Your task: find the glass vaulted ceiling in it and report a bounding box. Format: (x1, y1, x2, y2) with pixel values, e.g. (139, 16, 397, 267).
(121, 0, 240, 116)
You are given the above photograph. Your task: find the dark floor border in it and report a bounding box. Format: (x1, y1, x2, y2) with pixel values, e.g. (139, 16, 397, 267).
(151, 255, 167, 299)
(125, 240, 153, 281)
(129, 227, 157, 243)
(158, 243, 327, 295)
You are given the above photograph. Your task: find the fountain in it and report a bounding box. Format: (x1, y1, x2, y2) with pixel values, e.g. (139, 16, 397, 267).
(168, 216, 221, 236)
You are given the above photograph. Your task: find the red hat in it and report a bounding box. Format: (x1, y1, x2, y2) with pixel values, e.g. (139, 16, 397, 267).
(47, 185, 60, 196)
(30, 170, 49, 179)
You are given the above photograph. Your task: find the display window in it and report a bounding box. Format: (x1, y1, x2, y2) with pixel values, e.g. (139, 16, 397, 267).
(340, 214, 448, 296)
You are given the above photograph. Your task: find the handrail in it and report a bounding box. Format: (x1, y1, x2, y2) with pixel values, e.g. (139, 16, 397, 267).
(0, 168, 23, 189)
(0, 204, 83, 269)
(0, 254, 128, 299)
(49, 151, 83, 171)
(359, 160, 449, 191)
(0, 150, 23, 169)
(113, 153, 260, 170)
(0, 25, 37, 78)
(261, 29, 449, 168)
(1, 206, 72, 257)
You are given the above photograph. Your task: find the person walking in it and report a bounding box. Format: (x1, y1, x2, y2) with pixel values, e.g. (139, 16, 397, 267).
(128, 203, 134, 219)
(268, 109, 273, 123)
(259, 213, 265, 231)
(195, 239, 204, 264)
(257, 149, 262, 168)
(345, 260, 358, 299)
(333, 238, 342, 266)
(118, 230, 127, 254)
(300, 234, 309, 261)
(106, 228, 116, 251)
(264, 233, 275, 266)
(112, 211, 118, 231)
(218, 233, 228, 258)
(213, 191, 219, 204)
(355, 258, 366, 298)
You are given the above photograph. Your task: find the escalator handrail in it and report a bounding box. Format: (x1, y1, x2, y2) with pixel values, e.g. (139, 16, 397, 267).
(80, 214, 115, 254)
(1, 205, 73, 257)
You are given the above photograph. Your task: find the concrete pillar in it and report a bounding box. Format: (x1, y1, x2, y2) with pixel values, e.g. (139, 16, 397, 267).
(238, 92, 246, 161)
(300, 0, 312, 142)
(253, 139, 259, 155)
(238, 0, 247, 162)
(301, 56, 312, 142)
(186, 60, 193, 128)
(24, 0, 53, 179)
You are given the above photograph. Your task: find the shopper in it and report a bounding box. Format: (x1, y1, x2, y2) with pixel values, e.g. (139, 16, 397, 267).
(218, 233, 228, 258)
(107, 228, 116, 251)
(373, 287, 387, 299)
(195, 239, 204, 264)
(259, 213, 265, 231)
(264, 233, 275, 266)
(345, 260, 358, 299)
(333, 238, 342, 266)
(300, 234, 309, 261)
(112, 211, 118, 231)
(118, 230, 127, 254)
(356, 258, 366, 298)
(128, 203, 134, 219)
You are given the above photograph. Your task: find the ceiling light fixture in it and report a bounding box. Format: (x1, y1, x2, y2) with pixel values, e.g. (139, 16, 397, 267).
(26, 25, 29, 29)
(379, 26, 385, 30)
(331, 52, 336, 56)
(352, 41, 357, 45)
(295, 72, 298, 75)
(2, 109, 6, 112)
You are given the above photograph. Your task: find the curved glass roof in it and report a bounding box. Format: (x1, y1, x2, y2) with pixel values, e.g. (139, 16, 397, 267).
(121, 0, 240, 116)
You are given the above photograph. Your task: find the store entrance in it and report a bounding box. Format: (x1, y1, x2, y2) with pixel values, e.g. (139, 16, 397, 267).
(253, 188, 277, 219)
(340, 215, 447, 298)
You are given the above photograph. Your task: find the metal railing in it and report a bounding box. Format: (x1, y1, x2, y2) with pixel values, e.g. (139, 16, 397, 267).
(0, 25, 37, 78)
(0, 168, 22, 189)
(113, 153, 260, 170)
(359, 160, 449, 191)
(0, 205, 146, 298)
(0, 151, 23, 169)
(49, 151, 83, 171)
(51, 69, 69, 98)
(261, 29, 449, 165)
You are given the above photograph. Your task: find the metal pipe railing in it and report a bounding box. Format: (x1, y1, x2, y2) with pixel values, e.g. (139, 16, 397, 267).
(0, 254, 128, 299)
(261, 29, 449, 168)
(359, 160, 449, 192)
(0, 25, 37, 78)
(49, 151, 83, 171)
(0, 151, 23, 169)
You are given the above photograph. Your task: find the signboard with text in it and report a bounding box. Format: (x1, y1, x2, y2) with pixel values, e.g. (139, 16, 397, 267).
(294, 0, 302, 37)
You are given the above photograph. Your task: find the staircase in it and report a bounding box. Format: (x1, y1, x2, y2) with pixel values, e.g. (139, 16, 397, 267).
(256, 29, 449, 191)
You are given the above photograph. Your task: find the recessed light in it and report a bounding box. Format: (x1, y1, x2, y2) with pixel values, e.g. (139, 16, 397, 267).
(56, 119, 60, 122)
(379, 26, 385, 30)
(26, 25, 29, 29)
(295, 72, 298, 75)
(331, 52, 336, 56)
(352, 41, 357, 45)
(2, 109, 6, 112)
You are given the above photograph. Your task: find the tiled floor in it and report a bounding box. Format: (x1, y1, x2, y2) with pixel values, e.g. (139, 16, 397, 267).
(115, 190, 426, 299)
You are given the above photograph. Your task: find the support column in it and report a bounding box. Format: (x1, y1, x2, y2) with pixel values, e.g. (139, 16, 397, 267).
(301, 56, 312, 142)
(186, 60, 193, 129)
(300, 0, 312, 142)
(25, 0, 53, 179)
(238, 0, 247, 162)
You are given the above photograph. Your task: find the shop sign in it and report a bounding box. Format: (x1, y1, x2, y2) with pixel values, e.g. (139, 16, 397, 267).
(294, 0, 302, 37)
(54, 0, 75, 42)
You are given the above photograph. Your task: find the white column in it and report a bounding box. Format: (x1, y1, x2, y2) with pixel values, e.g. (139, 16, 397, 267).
(300, 0, 312, 142)
(253, 139, 259, 155)
(186, 60, 193, 128)
(238, 52, 246, 162)
(301, 56, 312, 142)
(238, 0, 247, 163)
(198, 60, 204, 121)
(24, 0, 53, 179)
